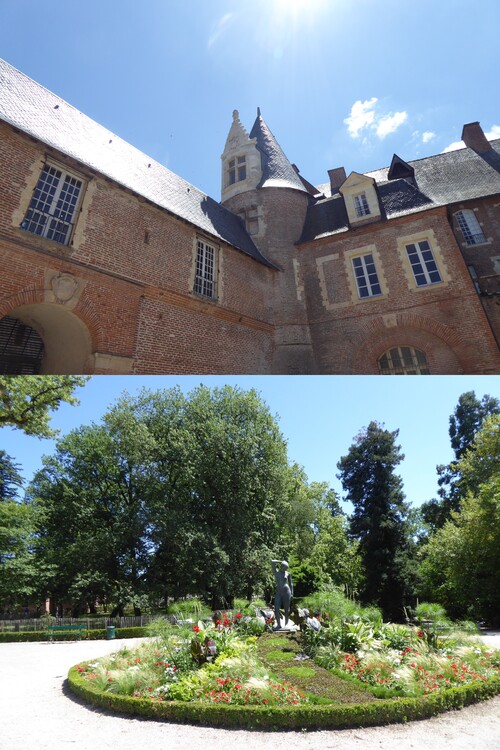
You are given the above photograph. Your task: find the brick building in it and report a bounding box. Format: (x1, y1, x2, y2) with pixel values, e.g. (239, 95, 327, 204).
(1, 59, 499, 374)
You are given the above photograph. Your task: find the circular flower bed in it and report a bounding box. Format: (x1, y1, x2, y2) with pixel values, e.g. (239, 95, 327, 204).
(67, 612, 500, 730)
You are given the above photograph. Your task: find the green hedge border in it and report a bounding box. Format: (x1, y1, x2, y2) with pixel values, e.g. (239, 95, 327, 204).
(0, 627, 148, 643)
(67, 665, 500, 730)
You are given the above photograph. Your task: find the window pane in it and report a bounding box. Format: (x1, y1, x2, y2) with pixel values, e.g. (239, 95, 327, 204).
(21, 164, 83, 245)
(378, 347, 429, 375)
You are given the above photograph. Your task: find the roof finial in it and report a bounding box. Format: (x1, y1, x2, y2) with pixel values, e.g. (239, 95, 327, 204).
(257, 106, 261, 117)
(232, 109, 239, 121)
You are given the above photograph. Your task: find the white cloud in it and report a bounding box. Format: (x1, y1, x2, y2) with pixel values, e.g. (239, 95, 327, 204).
(344, 98, 378, 138)
(485, 125, 500, 140)
(376, 111, 408, 138)
(442, 140, 465, 153)
(422, 131, 436, 144)
(344, 98, 408, 140)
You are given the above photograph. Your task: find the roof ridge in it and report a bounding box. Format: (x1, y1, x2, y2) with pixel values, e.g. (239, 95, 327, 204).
(0, 57, 276, 267)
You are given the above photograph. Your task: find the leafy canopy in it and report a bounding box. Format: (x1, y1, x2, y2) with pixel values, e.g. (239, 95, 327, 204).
(0, 375, 89, 437)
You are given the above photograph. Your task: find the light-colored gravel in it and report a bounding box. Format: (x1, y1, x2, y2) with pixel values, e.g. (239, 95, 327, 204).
(1, 633, 499, 750)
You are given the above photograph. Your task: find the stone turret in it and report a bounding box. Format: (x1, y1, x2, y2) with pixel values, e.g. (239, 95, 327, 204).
(221, 109, 315, 374)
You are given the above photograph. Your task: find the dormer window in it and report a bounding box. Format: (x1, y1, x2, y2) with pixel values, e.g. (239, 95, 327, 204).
(228, 156, 246, 185)
(354, 192, 370, 218)
(339, 172, 381, 226)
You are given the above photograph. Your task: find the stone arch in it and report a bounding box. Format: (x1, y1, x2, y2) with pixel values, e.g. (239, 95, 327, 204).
(348, 312, 465, 374)
(0, 302, 94, 374)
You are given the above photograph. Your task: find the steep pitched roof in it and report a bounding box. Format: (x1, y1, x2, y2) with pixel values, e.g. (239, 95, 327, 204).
(249, 112, 308, 193)
(305, 139, 500, 242)
(0, 59, 275, 268)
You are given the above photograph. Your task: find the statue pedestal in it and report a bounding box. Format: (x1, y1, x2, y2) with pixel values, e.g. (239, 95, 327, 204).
(273, 616, 299, 632)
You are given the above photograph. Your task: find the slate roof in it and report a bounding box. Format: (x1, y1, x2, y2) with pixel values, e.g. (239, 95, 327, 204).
(306, 139, 500, 242)
(0, 59, 275, 268)
(249, 113, 308, 193)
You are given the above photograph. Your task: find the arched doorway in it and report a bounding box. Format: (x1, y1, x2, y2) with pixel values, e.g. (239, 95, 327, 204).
(0, 316, 44, 374)
(0, 304, 93, 374)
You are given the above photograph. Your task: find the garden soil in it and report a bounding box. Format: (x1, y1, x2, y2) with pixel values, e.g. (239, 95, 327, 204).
(1, 633, 499, 750)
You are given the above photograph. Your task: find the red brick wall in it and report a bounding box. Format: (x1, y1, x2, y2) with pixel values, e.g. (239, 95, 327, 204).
(0, 123, 276, 373)
(449, 195, 500, 347)
(1, 122, 499, 375)
(299, 207, 500, 373)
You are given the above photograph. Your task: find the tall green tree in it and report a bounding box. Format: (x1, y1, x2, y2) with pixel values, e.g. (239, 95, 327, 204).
(421, 391, 499, 531)
(337, 421, 416, 621)
(284, 473, 362, 598)
(420, 415, 500, 623)
(0, 451, 37, 610)
(0, 375, 88, 437)
(128, 385, 292, 608)
(30, 385, 294, 612)
(0, 450, 23, 500)
(30, 416, 157, 616)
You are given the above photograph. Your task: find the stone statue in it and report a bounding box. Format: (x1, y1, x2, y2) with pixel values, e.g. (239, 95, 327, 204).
(271, 559, 293, 628)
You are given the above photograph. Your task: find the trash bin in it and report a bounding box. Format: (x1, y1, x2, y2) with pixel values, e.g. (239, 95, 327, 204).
(106, 625, 116, 640)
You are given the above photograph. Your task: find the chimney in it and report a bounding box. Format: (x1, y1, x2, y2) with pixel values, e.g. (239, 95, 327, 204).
(461, 122, 491, 153)
(328, 167, 347, 194)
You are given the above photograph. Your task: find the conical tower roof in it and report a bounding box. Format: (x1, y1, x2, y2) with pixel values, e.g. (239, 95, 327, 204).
(249, 110, 308, 193)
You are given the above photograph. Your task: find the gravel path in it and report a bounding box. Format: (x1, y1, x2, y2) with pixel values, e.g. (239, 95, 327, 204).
(1, 633, 499, 750)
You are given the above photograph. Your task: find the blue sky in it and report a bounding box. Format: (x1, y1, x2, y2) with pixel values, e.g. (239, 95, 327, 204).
(2, 0, 500, 199)
(4, 375, 499, 511)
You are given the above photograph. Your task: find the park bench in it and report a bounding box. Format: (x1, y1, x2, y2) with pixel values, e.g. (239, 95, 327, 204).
(47, 623, 87, 641)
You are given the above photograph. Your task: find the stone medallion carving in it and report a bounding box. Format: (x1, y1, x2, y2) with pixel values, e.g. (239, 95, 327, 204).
(44, 270, 85, 309)
(51, 273, 79, 303)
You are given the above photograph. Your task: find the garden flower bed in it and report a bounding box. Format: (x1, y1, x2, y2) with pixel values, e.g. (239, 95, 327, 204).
(67, 612, 500, 730)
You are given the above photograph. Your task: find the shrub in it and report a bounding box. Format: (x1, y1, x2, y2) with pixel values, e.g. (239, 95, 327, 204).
(300, 589, 382, 625)
(166, 598, 212, 621)
(0, 626, 148, 643)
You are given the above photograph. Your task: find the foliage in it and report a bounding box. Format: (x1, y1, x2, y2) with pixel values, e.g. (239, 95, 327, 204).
(421, 392, 499, 531)
(300, 588, 382, 625)
(0, 625, 148, 642)
(0, 450, 23, 501)
(165, 598, 213, 620)
(0, 375, 88, 437)
(27, 384, 294, 614)
(0, 452, 37, 607)
(337, 422, 417, 620)
(415, 602, 449, 625)
(283, 470, 362, 599)
(75, 619, 309, 708)
(419, 416, 500, 623)
(304, 616, 499, 699)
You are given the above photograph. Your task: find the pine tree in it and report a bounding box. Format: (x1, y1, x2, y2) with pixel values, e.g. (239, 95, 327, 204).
(337, 421, 415, 622)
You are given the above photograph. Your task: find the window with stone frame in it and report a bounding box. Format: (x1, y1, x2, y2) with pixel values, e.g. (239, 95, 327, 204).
(455, 209, 487, 245)
(351, 253, 382, 298)
(20, 162, 84, 245)
(405, 239, 442, 287)
(228, 155, 246, 185)
(194, 239, 217, 299)
(353, 192, 371, 217)
(378, 346, 430, 374)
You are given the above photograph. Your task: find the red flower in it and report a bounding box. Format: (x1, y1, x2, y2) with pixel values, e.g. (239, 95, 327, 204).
(193, 625, 200, 633)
